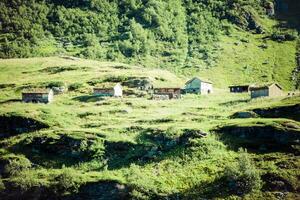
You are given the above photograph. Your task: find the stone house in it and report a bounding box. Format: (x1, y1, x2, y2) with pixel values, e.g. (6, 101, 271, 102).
(184, 77, 213, 94)
(249, 83, 283, 99)
(22, 89, 54, 103)
(93, 83, 123, 97)
(153, 88, 181, 100)
(229, 85, 250, 93)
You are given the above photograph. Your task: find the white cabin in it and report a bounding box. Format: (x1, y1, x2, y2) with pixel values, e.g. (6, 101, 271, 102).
(184, 77, 213, 95)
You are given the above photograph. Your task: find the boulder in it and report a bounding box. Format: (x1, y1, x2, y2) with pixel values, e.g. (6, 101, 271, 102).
(231, 111, 257, 119)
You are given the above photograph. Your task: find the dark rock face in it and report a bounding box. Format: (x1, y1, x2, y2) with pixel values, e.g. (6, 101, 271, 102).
(216, 125, 300, 153)
(0, 183, 60, 200)
(252, 104, 300, 121)
(25, 135, 99, 159)
(68, 181, 131, 200)
(262, 173, 295, 192)
(0, 115, 49, 138)
(231, 9, 264, 33)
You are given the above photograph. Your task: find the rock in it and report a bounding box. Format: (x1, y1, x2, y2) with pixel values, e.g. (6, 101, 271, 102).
(240, 38, 249, 43)
(231, 111, 257, 119)
(216, 124, 300, 153)
(259, 44, 268, 49)
(262, 173, 295, 192)
(25, 134, 97, 160)
(252, 104, 300, 121)
(52, 86, 67, 95)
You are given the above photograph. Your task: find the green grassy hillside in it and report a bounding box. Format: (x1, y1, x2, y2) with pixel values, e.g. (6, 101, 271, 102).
(0, 57, 299, 199)
(0, 0, 299, 89)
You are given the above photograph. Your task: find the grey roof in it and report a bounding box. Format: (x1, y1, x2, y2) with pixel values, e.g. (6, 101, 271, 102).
(185, 77, 213, 85)
(249, 83, 283, 90)
(22, 88, 52, 94)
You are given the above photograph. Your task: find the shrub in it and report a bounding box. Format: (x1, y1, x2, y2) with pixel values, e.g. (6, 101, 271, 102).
(55, 168, 80, 194)
(68, 83, 83, 91)
(4, 157, 32, 177)
(103, 75, 128, 83)
(0, 178, 5, 191)
(46, 81, 65, 88)
(9, 171, 41, 192)
(223, 148, 261, 196)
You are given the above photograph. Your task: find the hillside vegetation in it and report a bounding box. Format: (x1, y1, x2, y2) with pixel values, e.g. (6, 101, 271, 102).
(0, 57, 299, 199)
(0, 0, 300, 199)
(0, 0, 299, 89)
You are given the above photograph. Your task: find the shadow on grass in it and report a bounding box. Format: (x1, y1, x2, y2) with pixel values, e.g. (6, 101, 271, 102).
(214, 125, 300, 155)
(218, 99, 250, 106)
(104, 128, 206, 170)
(72, 95, 105, 103)
(164, 177, 235, 200)
(0, 99, 21, 104)
(9, 133, 106, 168)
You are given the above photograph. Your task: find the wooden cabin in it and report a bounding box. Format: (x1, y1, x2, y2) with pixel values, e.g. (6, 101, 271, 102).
(153, 88, 181, 100)
(22, 89, 54, 103)
(249, 83, 283, 99)
(93, 83, 123, 97)
(229, 85, 250, 93)
(184, 77, 213, 95)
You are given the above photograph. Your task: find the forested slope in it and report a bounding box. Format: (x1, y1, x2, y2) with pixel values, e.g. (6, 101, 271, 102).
(0, 0, 299, 89)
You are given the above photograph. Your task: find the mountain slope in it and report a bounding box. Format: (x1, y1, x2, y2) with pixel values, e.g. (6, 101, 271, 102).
(0, 57, 299, 199)
(0, 0, 299, 89)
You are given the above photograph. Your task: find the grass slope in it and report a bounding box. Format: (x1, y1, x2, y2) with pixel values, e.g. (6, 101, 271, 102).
(0, 57, 299, 199)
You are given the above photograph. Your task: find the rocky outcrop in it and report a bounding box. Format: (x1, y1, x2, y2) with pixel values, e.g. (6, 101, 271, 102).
(0, 184, 60, 200)
(262, 173, 295, 192)
(216, 124, 300, 153)
(0, 115, 49, 138)
(252, 104, 300, 121)
(229, 8, 264, 33)
(68, 180, 131, 200)
(23, 134, 103, 161)
(1, 180, 131, 200)
(231, 111, 258, 119)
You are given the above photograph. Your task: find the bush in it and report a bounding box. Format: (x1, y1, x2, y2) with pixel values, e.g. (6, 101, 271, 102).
(55, 168, 80, 194)
(223, 148, 261, 196)
(46, 81, 65, 88)
(4, 157, 32, 177)
(0, 178, 5, 191)
(9, 171, 41, 192)
(68, 82, 83, 91)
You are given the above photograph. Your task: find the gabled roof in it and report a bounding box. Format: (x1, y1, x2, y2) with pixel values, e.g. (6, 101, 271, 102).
(185, 77, 212, 85)
(22, 88, 52, 94)
(249, 83, 283, 90)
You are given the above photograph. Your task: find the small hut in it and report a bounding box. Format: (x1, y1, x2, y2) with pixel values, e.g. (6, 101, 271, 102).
(22, 89, 54, 103)
(153, 88, 181, 100)
(93, 83, 123, 97)
(229, 85, 250, 93)
(249, 83, 283, 99)
(184, 77, 213, 95)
